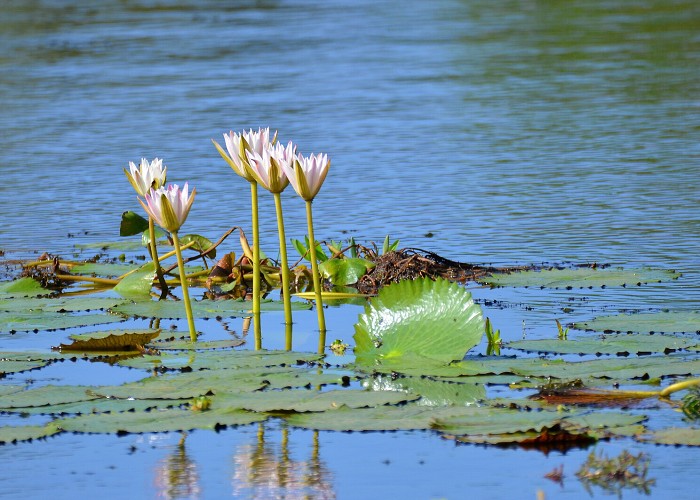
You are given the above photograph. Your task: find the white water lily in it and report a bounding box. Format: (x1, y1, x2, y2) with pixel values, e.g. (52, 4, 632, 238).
(213, 128, 274, 182)
(139, 183, 196, 233)
(124, 158, 167, 197)
(283, 152, 331, 202)
(245, 141, 295, 194)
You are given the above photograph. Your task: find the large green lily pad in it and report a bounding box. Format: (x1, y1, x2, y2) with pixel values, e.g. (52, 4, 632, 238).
(354, 278, 484, 365)
(0, 278, 52, 298)
(574, 311, 700, 334)
(481, 267, 680, 288)
(0, 423, 62, 444)
(0, 297, 127, 313)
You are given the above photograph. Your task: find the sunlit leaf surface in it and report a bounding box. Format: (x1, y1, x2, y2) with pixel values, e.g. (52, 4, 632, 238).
(507, 334, 700, 355)
(354, 278, 484, 365)
(574, 311, 700, 334)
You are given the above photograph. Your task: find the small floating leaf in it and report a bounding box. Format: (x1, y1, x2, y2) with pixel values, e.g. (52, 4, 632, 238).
(642, 427, 700, 446)
(319, 257, 374, 286)
(481, 267, 680, 288)
(0, 359, 48, 374)
(0, 310, 124, 333)
(56, 407, 267, 434)
(113, 262, 155, 299)
(0, 278, 51, 297)
(507, 334, 700, 355)
(216, 389, 419, 413)
(148, 339, 245, 351)
(119, 210, 149, 237)
(69, 262, 141, 277)
(0, 297, 127, 313)
(0, 423, 62, 444)
(179, 234, 216, 259)
(574, 311, 700, 334)
(0, 385, 101, 409)
(111, 298, 310, 319)
(56, 329, 161, 352)
(353, 277, 484, 366)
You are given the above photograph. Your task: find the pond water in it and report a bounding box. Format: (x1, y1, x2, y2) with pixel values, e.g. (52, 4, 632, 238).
(1, 0, 699, 498)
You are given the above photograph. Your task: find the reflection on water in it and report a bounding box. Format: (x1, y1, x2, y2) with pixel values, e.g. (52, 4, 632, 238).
(154, 433, 201, 500)
(232, 424, 334, 499)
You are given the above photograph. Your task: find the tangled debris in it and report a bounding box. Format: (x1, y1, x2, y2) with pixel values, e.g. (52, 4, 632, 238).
(355, 248, 523, 294)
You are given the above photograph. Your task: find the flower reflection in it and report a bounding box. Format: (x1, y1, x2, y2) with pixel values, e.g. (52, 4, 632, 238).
(232, 424, 334, 499)
(154, 433, 201, 499)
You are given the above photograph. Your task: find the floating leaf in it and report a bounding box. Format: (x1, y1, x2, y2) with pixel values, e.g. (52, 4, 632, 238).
(0, 278, 51, 298)
(119, 210, 149, 237)
(111, 297, 310, 319)
(0, 385, 101, 409)
(112, 262, 155, 299)
(56, 329, 161, 352)
(8, 397, 191, 416)
(148, 339, 245, 351)
(0, 310, 124, 333)
(507, 334, 700, 355)
(0, 359, 48, 374)
(319, 257, 374, 286)
(574, 311, 700, 334)
(363, 374, 486, 406)
(353, 278, 484, 365)
(0, 297, 127, 313)
(0, 423, 62, 444)
(641, 427, 700, 446)
(216, 388, 419, 413)
(284, 404, 471, 431)
(481, 267, 680, 288)
(56, 407, 267, 434)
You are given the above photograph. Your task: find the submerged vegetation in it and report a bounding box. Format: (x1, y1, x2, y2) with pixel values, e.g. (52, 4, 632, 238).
(1, 129, 699, 498)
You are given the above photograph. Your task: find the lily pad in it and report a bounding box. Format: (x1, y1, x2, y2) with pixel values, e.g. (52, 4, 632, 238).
(0, 385, 101, 409)
(0, 358, 49, 374)
(319, 257, 374, 286)
(506, 334, 700, 355)
(215, 388, 419, 413)
(56, 329, 161, 352)
(0, 310, 125, 333)
(69, 262, 143, 277)
(481, 267, 680, 288)
(111, 298, 311, 319)
(363, 374, 486, 406)
(147, 339, 245, 350)
(0, 278, 51, 297)
(574, 311, 700, 334)
(641, 427, 700, 446)
(0, 423, 62, 444)
(56, 407, 267, 434)
(0, 297, 127, 313)
(112, 262, 155, 299)
(353, 278, 484, 365)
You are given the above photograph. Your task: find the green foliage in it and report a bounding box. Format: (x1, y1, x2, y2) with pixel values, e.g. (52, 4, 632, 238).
(353, 277, 484, 366)
(381, 235, 400, 254)
(485, 317, 501, 356)
(292, 236, 328, 262)
(119, 210, 149, 237)
(0, 277, 51, 297)
(112, 261, 155, 299)
(556, 319, 569, 340)
(179, 233, 216, 259)
(319, 257, 374, 286)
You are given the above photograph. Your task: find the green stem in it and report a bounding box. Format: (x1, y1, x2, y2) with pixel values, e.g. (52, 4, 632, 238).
(305, 200, 326, 353)
(659, 378, 700, 398)
(250, 181, 262, 350)
(273, 192, 293, 350)
(172, 231, 197, 342)
(149, 217, 169, 298)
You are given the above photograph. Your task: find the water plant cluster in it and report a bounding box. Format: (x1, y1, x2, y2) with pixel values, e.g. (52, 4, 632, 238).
(2, 130, 700, 496)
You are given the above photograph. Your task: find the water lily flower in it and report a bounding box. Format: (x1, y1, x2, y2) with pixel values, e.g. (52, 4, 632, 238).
(282, 151, 331, 350)
(213, 128, 274, 182)
(282, 152, 331, 202)
(125, 157, 168, 297)
(139, 182, 197, 342)
(212, 128, 276, 350)
(124, 158, 167, 197)
(245, 141, 297, 345)
(139, 183, 196, 234)
(245, 141, 294, 194)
